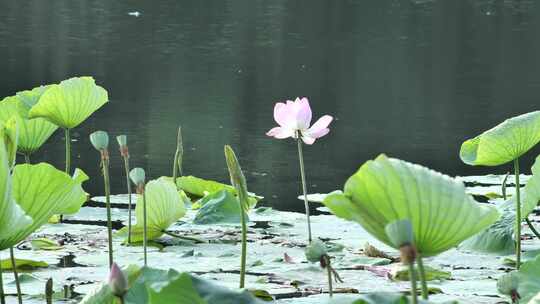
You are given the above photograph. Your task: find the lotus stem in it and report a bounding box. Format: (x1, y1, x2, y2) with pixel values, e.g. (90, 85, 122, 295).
(239, 207, 247, 288)
(296, 134, 312, 243)
(526, 218, 540, 239)
(0, 253, 5, 304)
(122, 156, 133, 244)
(143, 189, 148, 266)
(23, 154, 30, 164)
(323, 255, 333, 297)
(409, 262, 418, 304)
(45, 278, 53, 304)
(101, 152, 114, 268)
(416, 254, 429, 300)
(9, 247, 22, 304)
(64, 128, 71, 174)
(515, 158, 521, 269)
(162, 230, 205, 243)
(172, 126, 183, 182)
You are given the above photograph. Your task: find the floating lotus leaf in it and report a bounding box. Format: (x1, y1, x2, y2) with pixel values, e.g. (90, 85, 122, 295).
(126, 177, 186, 242)
(0, 94, 58, 155)
(322, 154, 500, 256)
(81, 266, 265, 304)
(0, 163, 88, 249)
(0, 125, 31, 240)
(460, 111, 540, 166)
(28, 76, 109, 129)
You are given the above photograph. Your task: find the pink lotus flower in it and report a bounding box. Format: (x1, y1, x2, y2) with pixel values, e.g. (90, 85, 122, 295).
(108, 263, 128, 297)
(266, 97, 333, 145)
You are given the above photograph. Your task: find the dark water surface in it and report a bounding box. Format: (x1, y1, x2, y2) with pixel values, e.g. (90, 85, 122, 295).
(2, 0, 540, 211)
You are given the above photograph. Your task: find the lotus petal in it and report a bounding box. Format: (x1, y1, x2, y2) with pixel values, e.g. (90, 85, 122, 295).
(0, 163, 88, 249)
(0, 94, 58, 155)
(460, 111, 540, 166)
(323, 154, 500, 256)
(28, 76, 109, 129)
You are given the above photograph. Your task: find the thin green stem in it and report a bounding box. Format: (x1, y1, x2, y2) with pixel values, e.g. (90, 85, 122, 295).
(416, 255, 429, 300)
(162, 230, 205, 243)
(296, 135, 312, 243)
(103, 156, 114, 268)
(172, 126, 183, 182)
(23, 154, 30, 164)
(515, 158, 521, 269)
(324, 256, 333, 297)
(526, 218, 540, 239)
(239, 208, 247, 288)
(409, 262, 418, 304)
(64, 128, 71, 174)
(123, 157, 133, 244)
(143, 190, 148, 266)
(0, 252, 5, 304)
(10, 247, 22, 304)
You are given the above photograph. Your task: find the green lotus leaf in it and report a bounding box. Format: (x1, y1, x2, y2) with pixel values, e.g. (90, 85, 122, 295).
(81, 266, 265, 304)
(460, 111, 540, 166)
(520, 154, 540, 217)
(1, 117, 19, 167)
(0, 258, 48, 270)
(28, 76, 109, 129)
(0, 163, 88, 249)
(322, 154, 500, 256)
(0, 127, 31, 240)
(176, 175, 262, 203)
(324, 293, 457, 304)
(193, 190, 246, 225)
(127, 177, 186, 242)
(459, 201, 515, 254)
(0, 95, 58, 155)
(518, 254, 540, 302)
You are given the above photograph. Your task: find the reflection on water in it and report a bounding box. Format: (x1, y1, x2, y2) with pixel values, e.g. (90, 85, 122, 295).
(1, 0, 540, 211)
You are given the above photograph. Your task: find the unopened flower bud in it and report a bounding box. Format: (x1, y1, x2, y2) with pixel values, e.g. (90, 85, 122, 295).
(108, 263, 128, 297)
(224, 145, 249, 208)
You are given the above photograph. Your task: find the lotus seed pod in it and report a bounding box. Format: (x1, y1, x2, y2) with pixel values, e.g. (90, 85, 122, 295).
(497, 271, 519, 296)
(116, 135, 127, 147)
(385, 219, 414, 248)
(90, 131, 109, 151)
(108, 263, 128, 297)
(129, 167, 146, 185)
(305, 239, 327, 263)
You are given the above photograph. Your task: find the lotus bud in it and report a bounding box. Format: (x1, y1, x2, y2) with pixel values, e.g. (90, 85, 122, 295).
(45, 278, 53, 304)
(385, 220, 416, 264)
(129, 167, 146, 192)
(305, 239, 328, 264)
(108, 263, 128, 298)
(90, 131, 109, 151)
(116, 135, 129, 157)
(224, 145, 249, 208)
(497, 271, 520, 301)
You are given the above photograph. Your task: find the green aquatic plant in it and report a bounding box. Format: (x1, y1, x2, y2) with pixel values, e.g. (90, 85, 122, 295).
(117, 135, 133, 244)
(90, 130, 114, 268)
(497, 271, 520, 303)
(120, 177, 195, 243)
(305, 239, 342, 297)
(129, 168, 148, 266)
(385, 220, 418, 304)
(172, 126, 184, 182)
(323, 154, 500, 299)
(460, 111, 540, 268)
(224, 145, 250, 289)
(266, 97, 334, 243)
(28, 76, 109, 174)
(0, 91, 58, 162)
(80, 265, 265, 304)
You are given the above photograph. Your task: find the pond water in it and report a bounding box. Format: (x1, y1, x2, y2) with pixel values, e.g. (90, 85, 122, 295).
(2, 0, 540, 211)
